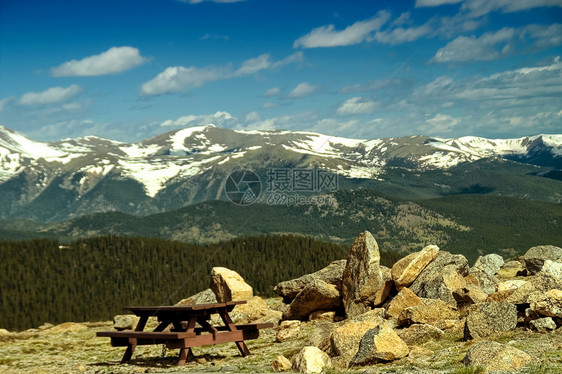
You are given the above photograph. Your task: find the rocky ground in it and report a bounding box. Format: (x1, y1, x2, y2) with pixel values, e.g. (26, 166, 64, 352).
(2, 235, 562, 373)
(0, 302, 561, 374)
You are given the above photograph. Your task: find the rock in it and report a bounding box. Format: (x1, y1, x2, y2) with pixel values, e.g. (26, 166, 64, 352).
(351, 323, 409, 365)
(113, 314, 140, 331)
(463, 340, 531, 372)
(351, 308, 386, 322)
(467, 268, 499, 295)
(373, 265, 394, 306)
(396, 323, 444, 345)
(271, 355, 292, 372)
(307, 322, 337, 355)
(331, 317, 385, 362)
(391, 245, 439, 291)
(453, 283, 488, 311)
(530, 289, 562, 318)
(309, 310, 336, 322)
(472, 253, 504, 276)
(530, 317, 557, 332)
(283, 279, 341, 320)
(409, 251, 469, 305)
(464, 302, 517, 339)
(542, 260, 562, 280)
(398, 299, 459, 329)
(386, 287, 423, 321)
(274, 260, 346, 301)
(507, 272, 562, 305)
(497, 280, 528, 293)
(341, 231, 384, 318)
(210, 267, 253, 303)
(292, 346, 332, 374)
(497, 260, 526, 278)
(228, 296, 281, 325)
(0, 328, 10, 335)
(276, 320, 301, 342)
(175, 288, 217, 306)
(523, 245, 562, 275)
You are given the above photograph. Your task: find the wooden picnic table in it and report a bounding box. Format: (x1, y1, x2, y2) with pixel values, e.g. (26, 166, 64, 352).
(97, 301, 273, 366)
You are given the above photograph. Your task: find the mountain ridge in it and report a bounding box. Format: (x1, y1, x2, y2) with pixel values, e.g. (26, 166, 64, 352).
(0, 124, 560, 222)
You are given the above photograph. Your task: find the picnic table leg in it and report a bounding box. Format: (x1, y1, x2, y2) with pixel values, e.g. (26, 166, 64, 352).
(219, 311, 251, 356)
(121, 338, 137, 363)
(120, 315, 148, 363)
(176, 317, 196, 366)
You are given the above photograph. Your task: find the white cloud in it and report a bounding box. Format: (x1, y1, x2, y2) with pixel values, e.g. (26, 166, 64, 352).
(293, 11, 390, 48)
(287, 82, 320, 98)
(432, 24, 562, 63)
(0, 97, 13, 112)
(420, 113, 460, 134)
(336, 97, 377, 116)
(372, 23, 433, 44)
(261, 101, 279, 109)
(51, 46, 147, 77)
(141, 52, 302, 96)
(462, 0, 562, 18)
(245, 111, 261, 122)
(160, 111, 235, 127)
(263, 87, 281, 97)
(19, 85, 83, 105)
(415, 0, 462, 6)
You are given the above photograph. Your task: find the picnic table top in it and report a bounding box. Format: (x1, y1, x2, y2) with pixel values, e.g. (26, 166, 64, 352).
(124, 301, 246, 313)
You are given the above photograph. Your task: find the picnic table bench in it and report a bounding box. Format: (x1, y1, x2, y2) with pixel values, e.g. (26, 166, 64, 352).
(96, 301, 273, 366)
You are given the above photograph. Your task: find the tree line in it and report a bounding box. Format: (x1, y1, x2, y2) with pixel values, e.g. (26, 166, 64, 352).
(0, 234, 400, 331)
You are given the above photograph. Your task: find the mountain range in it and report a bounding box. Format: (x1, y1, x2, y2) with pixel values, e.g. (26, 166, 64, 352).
(0, 124, 561, 223)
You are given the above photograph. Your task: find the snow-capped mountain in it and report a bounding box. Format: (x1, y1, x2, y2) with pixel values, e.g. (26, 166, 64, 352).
(0, 124, 560, 221)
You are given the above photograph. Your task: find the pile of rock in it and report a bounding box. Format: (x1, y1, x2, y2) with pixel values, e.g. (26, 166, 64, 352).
(272, 231, 562, 372)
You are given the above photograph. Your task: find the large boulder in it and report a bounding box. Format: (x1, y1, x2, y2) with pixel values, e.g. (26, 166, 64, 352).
(463, 302, 517, 339)
(522, 245, 562, 275)
(409, 251, 469, 305)
(542, 260, 562, 280)
(386, 287, 423, 321)
(398, 298, 460, 329)
(175, 288, 217, 306)
(530, 317, 557, 332)
(113, 315, 139, 331)
(497, 260, 526, 278)
(330, 310, 386, 363)
(507, 272, 562, 305)
(396, 323, 444, 346)
(276, 320, 301, 342)
(472, 253, 504, 276)
(274, 260, 346, 301)
(351, 323, 409, 365)
(283, 279, 341, 320)
(210, 267, 253, 303)
(453, 283, 488, 311)
(341, 231, 384, 318)
(530, 289, 562, 318)
(391, 245, 439, 291)
(307, 322, 337, 355)
(292, 346, 332, 374)
(228, 296, 282, 325)
(466, 268, 499, 295)
(463, 340, 531, 372)
(373, 266, 394, 306)
(271, 355, 292, 372)
(497, 280, 528, 293)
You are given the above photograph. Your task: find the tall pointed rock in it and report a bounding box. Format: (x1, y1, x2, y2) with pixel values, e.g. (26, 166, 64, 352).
(342, 231, 384, 318)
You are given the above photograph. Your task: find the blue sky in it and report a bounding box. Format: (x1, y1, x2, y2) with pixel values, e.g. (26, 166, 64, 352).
(0, 0, 561, 142)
